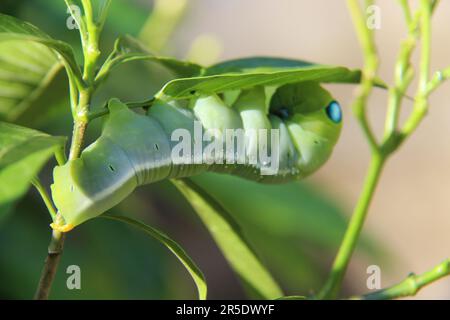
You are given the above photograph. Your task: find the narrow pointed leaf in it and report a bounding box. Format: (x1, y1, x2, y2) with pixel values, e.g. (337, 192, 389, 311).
(96, 35, 202, 83)
(172, 178, 283, 299)
(157, 63, 362, 100)
(203, 57, 316, 75)
(102, 214, 207, 300)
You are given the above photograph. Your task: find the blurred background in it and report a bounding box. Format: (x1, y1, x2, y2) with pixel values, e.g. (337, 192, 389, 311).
(0, 0, 449, 299)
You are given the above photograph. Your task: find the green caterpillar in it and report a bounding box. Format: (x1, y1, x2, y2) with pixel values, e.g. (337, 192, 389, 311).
(51, 82, 342, 232)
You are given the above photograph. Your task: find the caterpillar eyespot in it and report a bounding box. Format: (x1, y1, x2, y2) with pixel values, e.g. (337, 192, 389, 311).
(51, 81, 343, 231)
(326, 101, 342, 124)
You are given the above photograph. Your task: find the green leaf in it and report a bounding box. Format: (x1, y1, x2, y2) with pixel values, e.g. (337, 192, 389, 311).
(96, 35, 202, 83)
(172, 178, 283, 299)
(0, 13, 83, 86)
(204, 56, 386, 87)
(156, 61, 364, 100)
(204, 57, 316, 75)
(102, 214, 207, 300)
(0, 38, 66, 123)
(0, 122, 66, 217)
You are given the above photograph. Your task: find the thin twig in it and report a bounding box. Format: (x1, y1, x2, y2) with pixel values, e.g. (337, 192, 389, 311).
(353, 259, 450, 300)
(31, 177, 57, 221)
(383, 8, 420, 138)
(346, 0, 379, 152)
(399, 0, 432, 143)
(87, 98, 156, 121)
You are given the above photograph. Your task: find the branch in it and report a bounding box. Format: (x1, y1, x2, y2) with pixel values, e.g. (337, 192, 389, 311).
(34, 230, 65, 299)
(383, 6, 420, 138)
(318, 154, 385, 299)
(398, 0, 412, 25)
(35, 0, 107, 299)
(426, 67, 450, 95)
(317, 0, 383, 300)
(80, 1, 101, 84)
(354, 259, 450, 300)
(398, 0, 433, 143)
(346, 0, 379, 152)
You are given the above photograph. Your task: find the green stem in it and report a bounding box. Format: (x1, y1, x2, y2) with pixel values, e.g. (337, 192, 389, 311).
(400, 0, 432, 142)
(68, 89, 91, 160)
(317, 1, 383, 300)
(354, 259, 450, 300)
(346, 0, 379, 152)
(318, 153, 385, 299)
(83, 39, 100, 85)
(31, 177, 58, 221)
(79, 0, 101, 84)
(418, 0, 431, 94)
(34, 0, 107, 299)
(398, 0, 412, 25)
(384, 32, 417, 138)
(81, 0, 94, 22)
(55, 146, 67, 166)
(87, 98, 155, 121)
(34, 89, 93, 300)
(426, 67, 450, 95)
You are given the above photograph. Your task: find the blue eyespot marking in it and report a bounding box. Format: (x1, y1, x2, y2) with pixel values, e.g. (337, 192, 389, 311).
(326, 101, 342, 123)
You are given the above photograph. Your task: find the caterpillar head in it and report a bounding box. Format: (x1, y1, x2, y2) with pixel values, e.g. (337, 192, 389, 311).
(270, 82, 343, 175)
